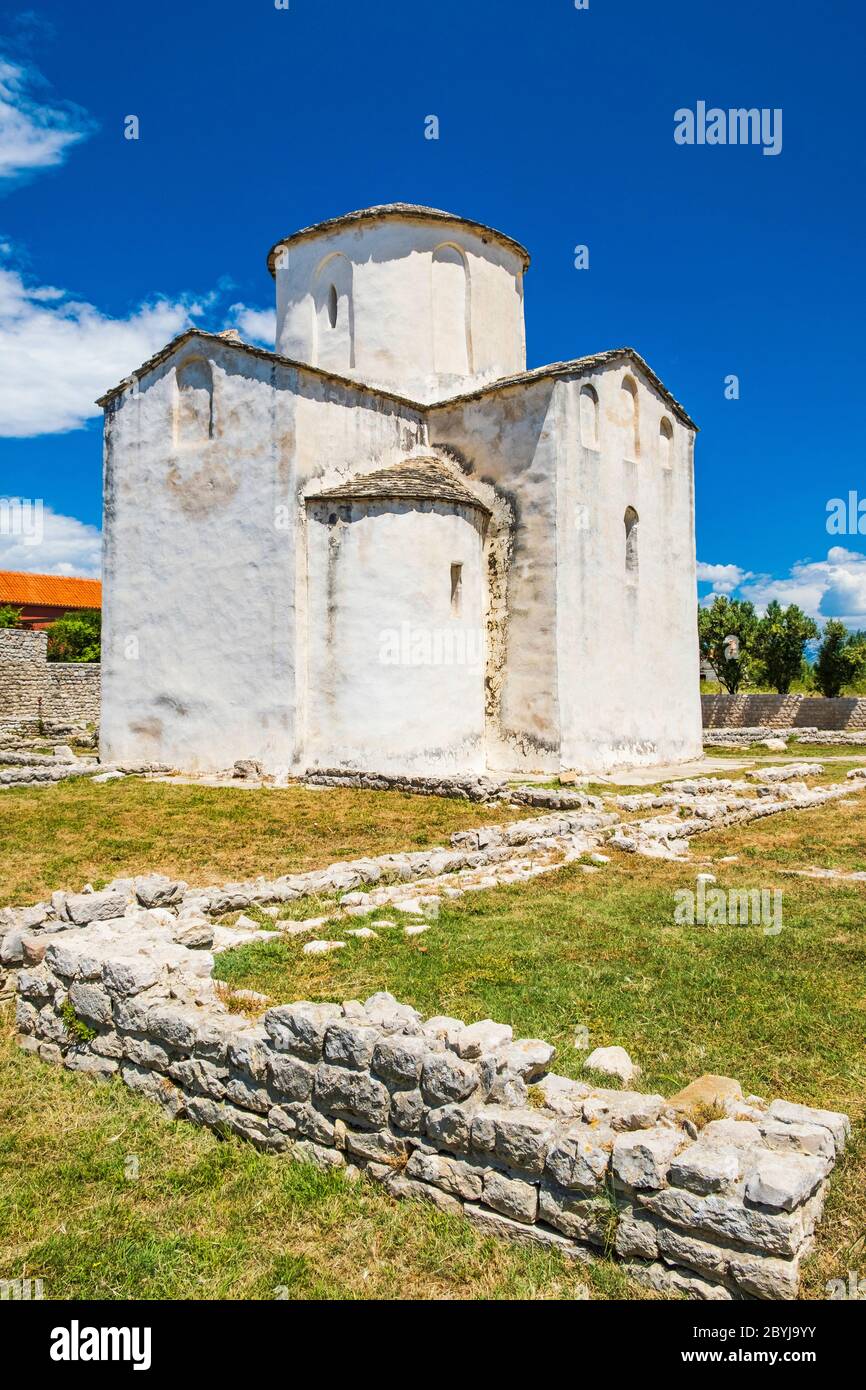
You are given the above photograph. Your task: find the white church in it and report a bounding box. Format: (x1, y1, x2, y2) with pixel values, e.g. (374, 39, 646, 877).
(98, 203, 702, 777)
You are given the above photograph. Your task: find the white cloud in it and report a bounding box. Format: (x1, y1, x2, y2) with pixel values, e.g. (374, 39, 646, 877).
(701, 547, 866, 629)
(0, 255, 207, 435)
(696, 561, 753, 595)
(229, 302, 276, 347)
(0, 502, 101, 576)
(0, 58, 93, 182)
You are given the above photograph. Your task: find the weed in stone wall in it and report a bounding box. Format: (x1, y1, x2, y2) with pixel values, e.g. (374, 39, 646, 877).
(60, 1001, 97, 1045)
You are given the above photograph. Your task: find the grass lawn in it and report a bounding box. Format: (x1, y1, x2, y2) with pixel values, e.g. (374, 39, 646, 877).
(0, 780, 523, 907)
(0, 1008, 629, 1301)
(1, 773, 864, 1299)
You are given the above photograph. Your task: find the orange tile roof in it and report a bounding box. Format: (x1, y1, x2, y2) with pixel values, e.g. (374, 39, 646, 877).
(0, 571, 102, 609)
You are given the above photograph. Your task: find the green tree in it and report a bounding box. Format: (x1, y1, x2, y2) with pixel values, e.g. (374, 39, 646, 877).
(813, 620, 866, 697)
(752, 600, 819, 694)
(0, 605, 23, 628)
(697, 596, 758, 694)
(46, 609, 101, 663)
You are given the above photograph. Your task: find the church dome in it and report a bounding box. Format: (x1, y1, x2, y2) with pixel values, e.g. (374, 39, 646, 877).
(269, 203, 529, 402)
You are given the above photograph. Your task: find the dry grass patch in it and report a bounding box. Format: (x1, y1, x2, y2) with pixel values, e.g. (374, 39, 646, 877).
(0, 779, 524, 907)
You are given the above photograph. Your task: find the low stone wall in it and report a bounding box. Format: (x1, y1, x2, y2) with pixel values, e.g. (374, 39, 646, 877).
(0, 630, 100, 730)
(702, 694, 866, 731)
(303, 767, 597, 810)
(12, 916, 849, 1301)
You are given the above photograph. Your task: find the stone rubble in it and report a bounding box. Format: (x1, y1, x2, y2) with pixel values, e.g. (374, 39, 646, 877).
(11, 916, 850, 1302)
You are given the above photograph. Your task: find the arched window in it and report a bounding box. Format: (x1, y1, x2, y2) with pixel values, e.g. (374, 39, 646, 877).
(432, 243, 471, 376)
(659, 416, 674, 468)
(624, 506, 639, 578)
(313, 253, 354, 372)
(621, 375, 640, 459)
(579, 383, 599, 449)
(174, 358, 213, 445)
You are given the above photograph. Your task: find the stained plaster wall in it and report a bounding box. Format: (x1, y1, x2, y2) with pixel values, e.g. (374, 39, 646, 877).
(555, 366, 703, 771)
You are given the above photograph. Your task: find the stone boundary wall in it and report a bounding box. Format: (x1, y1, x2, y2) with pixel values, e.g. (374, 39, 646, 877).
(10, 913, 850, 1302)
(0, 629, 100, 729)
(702, 694, 866, 731)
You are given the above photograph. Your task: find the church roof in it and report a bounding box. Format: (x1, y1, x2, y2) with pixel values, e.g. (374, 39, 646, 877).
(95, 330, 697, 431)
(267, 203, 531, 276)
(306, 457, 491, 513)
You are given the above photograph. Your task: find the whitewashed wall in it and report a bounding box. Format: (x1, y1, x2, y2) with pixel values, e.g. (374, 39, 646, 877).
(100, 339, 425, 773)
(305, 499, 487, 772)
(555, 367, 702, 770)
(274, 215, 526, 403)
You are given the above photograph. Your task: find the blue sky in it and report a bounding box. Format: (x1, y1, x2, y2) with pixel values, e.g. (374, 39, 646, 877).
(1, 0, 865, 623)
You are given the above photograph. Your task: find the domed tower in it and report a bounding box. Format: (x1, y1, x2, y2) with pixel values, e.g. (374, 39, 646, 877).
(267, 203, 529, 402)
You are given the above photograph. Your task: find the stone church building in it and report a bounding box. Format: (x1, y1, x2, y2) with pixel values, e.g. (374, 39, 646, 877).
(98, 204, 702, 777)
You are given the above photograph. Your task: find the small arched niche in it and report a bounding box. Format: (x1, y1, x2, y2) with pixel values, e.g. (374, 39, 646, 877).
(579, 383, 599, 449)
(313, 253, 354, 372)
(432, 243, 471, 377)
(621, 375, 640, 459)
(624, 506, 639, 579)
(174, 358, 213, 446)
(659, 416, 674, 468)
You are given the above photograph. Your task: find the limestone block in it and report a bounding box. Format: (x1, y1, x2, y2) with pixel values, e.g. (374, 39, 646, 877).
(668, 1141, 742, 1195)
(758, 1117, 835, 1161)
(390, 1087, 427, 1133)
(323, 1020, 380, 1070)
(545, 1123, 615, 1193)
(67, 981, 113, 1028)
(614, 1211, 660, 1261)
(269, 1102, 336, 1146)
(612, 1127, 686, 1190)
(121, 1062, 187, 1117)
(134, 874, 187, 908)
(313, 1062, 391, 1127)
(65, 890, 129, 925)
(344, 1126, 409, 1164)
(363, 991, 423, 1034)
(767, 1099, 850, 1153)
(226, 1026, 273, 1080)
(582, 1089, 664, 1132)
(454, 1019, 513, 1059)
(292, 1140, 345, 1170)
(101, 956, 161, 998)
(470, 1106, 558, 1176)
(268, 1052, 316, 1102)
(744, 1151, 827, 1212)
(424, 1101, 475, 1153)
(372, 1033, 426, 1087)
(497, 1038, 555, 1081)
(384, 1173, 462, 1216)
(583, 1046, 639, 1084)
(482, 1168, 538, 1224)
(639, 1186, 819, 1258)
(264, 1001, 342, 1060)
(406, 1149, 486, 1201)
(666, 1073, 743, 1119)
(64, 1050, 118, 1079)
(538, 1182, 610, 1245)
(464, 1203, 591, 1261)
(421, 1050, 479, 1106)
